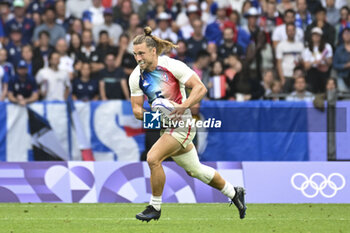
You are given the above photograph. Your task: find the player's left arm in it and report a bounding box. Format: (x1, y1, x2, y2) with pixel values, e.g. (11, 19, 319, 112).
(171, 73, 207, 117)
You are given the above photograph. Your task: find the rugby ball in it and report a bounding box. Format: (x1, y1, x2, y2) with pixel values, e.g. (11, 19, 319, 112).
(151, 98, 175, 125)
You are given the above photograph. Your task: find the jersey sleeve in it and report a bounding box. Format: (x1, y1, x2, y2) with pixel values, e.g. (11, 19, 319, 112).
(129, 67, 144, 96)
(165, 57, 196, 84)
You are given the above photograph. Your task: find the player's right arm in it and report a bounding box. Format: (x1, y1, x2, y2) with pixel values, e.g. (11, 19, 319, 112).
(129, 67, 145, 121)
(131, 95, 145, 120)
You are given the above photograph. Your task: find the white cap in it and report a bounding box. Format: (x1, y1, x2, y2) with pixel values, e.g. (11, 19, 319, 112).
(311, 27, 323, 35)
(157, 12, 171, 21)
(187, 5, 199, 13)
(245, 7, 260, 17)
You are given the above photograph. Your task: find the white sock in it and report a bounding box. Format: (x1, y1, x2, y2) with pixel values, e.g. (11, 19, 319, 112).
(149, 195, 162, 211)
(220, 182, 236, 199)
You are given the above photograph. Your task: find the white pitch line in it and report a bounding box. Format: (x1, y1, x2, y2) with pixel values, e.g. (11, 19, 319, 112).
(0, 217, 348, 221)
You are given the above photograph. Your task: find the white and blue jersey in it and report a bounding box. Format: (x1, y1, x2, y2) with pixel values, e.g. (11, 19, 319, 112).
(129, 56, 195, 104)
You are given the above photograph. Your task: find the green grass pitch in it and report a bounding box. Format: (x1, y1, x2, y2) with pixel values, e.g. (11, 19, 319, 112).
(1, 203, 350, 233)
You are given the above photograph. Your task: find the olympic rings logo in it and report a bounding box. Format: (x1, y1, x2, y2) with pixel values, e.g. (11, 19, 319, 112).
(291, 173, 346, 198)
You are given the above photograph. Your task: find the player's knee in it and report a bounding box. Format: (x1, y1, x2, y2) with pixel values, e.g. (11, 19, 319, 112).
(189, 165, 216, 184)
(146, 152, 162, 169)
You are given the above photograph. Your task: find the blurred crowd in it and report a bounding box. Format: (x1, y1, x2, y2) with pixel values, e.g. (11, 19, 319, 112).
(0, 0, 349, 105)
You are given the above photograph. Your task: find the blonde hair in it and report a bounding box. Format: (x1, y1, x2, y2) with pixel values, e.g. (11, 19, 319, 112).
(133, 26, 178, 55)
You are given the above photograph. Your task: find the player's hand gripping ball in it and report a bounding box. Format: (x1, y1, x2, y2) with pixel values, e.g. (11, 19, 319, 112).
(151, 98, 176, 126)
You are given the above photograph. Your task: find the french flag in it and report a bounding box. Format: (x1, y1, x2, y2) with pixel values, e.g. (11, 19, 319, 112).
(67, 95, 95, 161)
(209, 75, 226, 99)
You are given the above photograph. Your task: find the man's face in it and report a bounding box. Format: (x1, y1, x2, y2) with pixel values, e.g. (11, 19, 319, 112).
(17, 67, 27, 77)
(223, 28, 234, 43)
(284, 12, 295, 24)
(14, 6, 25, 18)
(326, 0, 335, 7)
(295, 77, 306, 92)
(158, 20, 168, 31)
(286, 25, 296, 40)
(176, 42, 186, 55)
(0, 49, 7, 63)
(316, 11, 326, 22)
(133, 42, 156, 71)
(296, 0, 307, 13)
(50, 53, 60, 67)
(99, 34, 109, 45)
(342, 29, 350, 43)
(55, 39, 67, 55)
(45, 10, 55, 23)
(105, 55, 115, 68)
(192, 20, 202, 35)
(39, 34, 50, 46)
(55, 1, 66, 17)
(82, 31, 92, 46)
(104, 14, 113, 24)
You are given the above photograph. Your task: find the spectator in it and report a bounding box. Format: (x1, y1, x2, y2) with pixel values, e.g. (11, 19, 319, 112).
(153, 12, 178, 43)
(72, 62, 99, 101)
(180, 5, 202, 40)
(261, 69, 275, 97)
(218, 27, 244, 60)
(186, 19, 208, 63)
(67, 19, 83, 42)
(36, 52, 70, 101)
(67, 32, 81, 61)
(21, 44, 44, 77)
(267, 80, 284, 101)
(76, 29, 104, 77)
(8, 60, 39, 105)
(5, 27, 25, 66)
(33, 30, 54, 67)
(305, 6, 336, 47)
(286, 76, 314, 101)
(276, 23, 304, 92)
(303, 27, 333, 93)
(99, 53, 129, 100)
(295, 0, 312, 31)
(32, 7, 66, 47)
(206, 41, 218, 64)
(205, 3, 229, 46)
(95, 30, 117, 61)
(0, 65, 8, 101)
(55, 38, 74, 80)
(82, 0, 105, 29)
(114, 33, 131, 70)
(333, 27, 350, 92)
(93, 8, 123, 46)
(0, 48, 15, 80)
(240, 7, 262, 51)
(113, 0, 133, 30)
(191, 50, 211, 89)
(226, 53, 264, 101)
(55, 0, 74, 32)
(174, 40, 191, 64)
(208, 60, 227, 100)
(336, 6, 350, 45)
(272, 9, 304, 49)
(0, 0, 12, 23)
(125, 13, 140, 45)
(325, 0, 340, 27)
(4, 0, 35, 45)
(259, 0, 283, 42)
